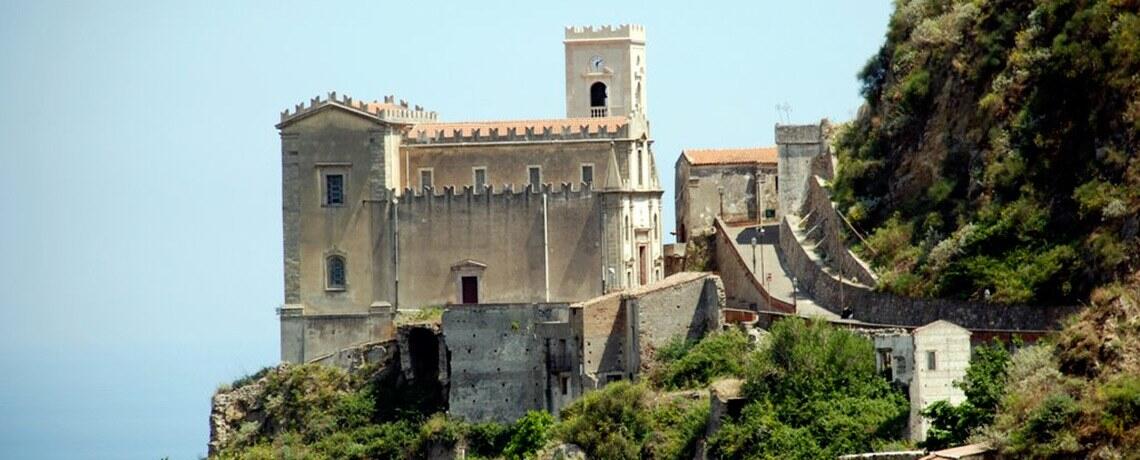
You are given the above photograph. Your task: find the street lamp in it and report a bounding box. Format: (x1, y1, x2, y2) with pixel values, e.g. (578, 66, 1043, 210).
(791, 276, 798, 311)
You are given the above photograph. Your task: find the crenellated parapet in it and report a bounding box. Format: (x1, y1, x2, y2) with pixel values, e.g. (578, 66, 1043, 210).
(389, 182, 594, 206)
(404, 117, 629, 144)
(278, 91, 438, 126)
(564, 24, 646, 42)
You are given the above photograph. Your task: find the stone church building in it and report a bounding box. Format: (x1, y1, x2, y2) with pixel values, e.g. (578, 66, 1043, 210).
(275, 25, 664, 362)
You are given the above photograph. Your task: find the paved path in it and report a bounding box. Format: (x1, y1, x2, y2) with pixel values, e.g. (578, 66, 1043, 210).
(724, 222, 839, 320)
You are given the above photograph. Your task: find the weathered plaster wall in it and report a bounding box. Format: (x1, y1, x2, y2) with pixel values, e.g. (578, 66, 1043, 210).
(676, 160, 778, 241)
(909, 322, 971, 441)
(393, 185, 602, 307)
(443, 303, 576, 423)
(402, 141, 618, 191)
(630, 273, 725, 371)
(279, 306, 395, 363)
(775, 122, 828, 218)
(575, 291, 631, 387)
(280, 109, 394, 316)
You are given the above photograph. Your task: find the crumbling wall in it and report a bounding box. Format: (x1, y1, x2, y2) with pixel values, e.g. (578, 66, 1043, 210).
(629, 273, 725, 371)
(442, 303, 575, 423)
(576, 292, 630, 388)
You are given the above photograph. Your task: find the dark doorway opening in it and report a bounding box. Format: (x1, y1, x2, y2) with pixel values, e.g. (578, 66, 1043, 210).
(638, 245, 648, 286)
(461, 276, 479, 304)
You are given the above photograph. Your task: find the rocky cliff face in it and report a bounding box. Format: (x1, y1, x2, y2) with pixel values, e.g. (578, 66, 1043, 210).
(832, 0, 1140, 305)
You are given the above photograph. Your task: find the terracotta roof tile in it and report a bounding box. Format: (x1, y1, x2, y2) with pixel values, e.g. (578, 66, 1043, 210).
(409, 116, 627, 139)
(683, 146, 778, 165)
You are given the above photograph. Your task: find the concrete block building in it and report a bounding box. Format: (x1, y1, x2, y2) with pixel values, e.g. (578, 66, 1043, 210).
(675, 147, 779, 242)
(276, 25, 664, 362)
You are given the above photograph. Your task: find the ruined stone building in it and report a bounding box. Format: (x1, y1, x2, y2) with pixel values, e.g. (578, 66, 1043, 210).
(675, 147, 779, 242)
(275, 25, 664, 363)
(868, 321, 971, 442)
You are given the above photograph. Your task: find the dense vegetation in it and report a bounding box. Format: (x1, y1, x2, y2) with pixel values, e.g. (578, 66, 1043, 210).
(984, 284, 1140, 458)
(833, 0, 1140, 304)
(706, 319, 910, 459)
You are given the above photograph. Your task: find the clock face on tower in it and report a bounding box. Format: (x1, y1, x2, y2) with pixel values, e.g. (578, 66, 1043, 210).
(590, 55, 604, 72)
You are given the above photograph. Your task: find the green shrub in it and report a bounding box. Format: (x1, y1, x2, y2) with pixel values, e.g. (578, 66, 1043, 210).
(650, 329, 751, 390)
(503, 410, 555, 459)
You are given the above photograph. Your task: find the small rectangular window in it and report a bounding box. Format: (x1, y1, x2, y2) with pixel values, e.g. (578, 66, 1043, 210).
(560, 376, 569, 395)
(764, 209, 776, 219)
(419, 169, 433, 191)
(581, 164, 594, 186)
(528, 166, 542, 190)
(473, 167, 487, 191)
(927, 351, 937, 370)
(325, 174, 345, 206)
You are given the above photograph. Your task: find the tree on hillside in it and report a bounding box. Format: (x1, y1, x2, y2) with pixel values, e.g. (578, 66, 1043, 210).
(707, 318, 909, 459)
(920, 340, 1012, 449)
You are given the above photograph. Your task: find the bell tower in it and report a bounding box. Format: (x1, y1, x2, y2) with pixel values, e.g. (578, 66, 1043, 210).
(564, 25, 646, 119)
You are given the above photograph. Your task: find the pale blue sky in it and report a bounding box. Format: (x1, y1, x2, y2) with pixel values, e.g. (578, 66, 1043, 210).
(0, 1, 890, 458)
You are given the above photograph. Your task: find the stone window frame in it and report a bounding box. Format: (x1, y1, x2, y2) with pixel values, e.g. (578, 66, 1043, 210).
(926, 350, 937, 370)
(472, 166, 487, 192)
(580, 163, 594, 187)
(418, 168, 434, 192)
(527, 165, 542, 191)
(316, 163, 351, 208)
(324, 249, 348, 292)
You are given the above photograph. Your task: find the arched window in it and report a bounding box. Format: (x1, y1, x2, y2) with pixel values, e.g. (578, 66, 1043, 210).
(590, 82, 607, 108)
(327, 255, 346, 290)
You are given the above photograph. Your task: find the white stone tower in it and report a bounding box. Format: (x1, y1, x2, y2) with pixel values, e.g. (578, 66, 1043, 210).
(564, 25, 647, 118)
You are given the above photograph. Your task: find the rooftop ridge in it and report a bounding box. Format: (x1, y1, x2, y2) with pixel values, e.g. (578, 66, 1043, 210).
(682, 146, 779, 165)
(278, 91, 438, 126)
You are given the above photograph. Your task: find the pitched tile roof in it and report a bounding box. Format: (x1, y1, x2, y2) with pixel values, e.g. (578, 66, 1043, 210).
(408, 116, 627, 139)
(682, 147, 778, 166)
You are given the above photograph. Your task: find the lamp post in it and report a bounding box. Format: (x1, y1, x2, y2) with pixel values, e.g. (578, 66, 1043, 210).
(792, 276, 798, 311)
(750, 236, 757, 273)
(717, 185, 725, 220)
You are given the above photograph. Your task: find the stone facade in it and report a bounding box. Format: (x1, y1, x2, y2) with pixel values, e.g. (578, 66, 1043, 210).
(441, 273, 725, 422)
(443, 303, 577, 423)
(675, 147, 778, 242)
(863, 321, 970, 441)
(276, 25, 664, 362)
(908, 321, 971, 442)
(775, 121, 830, 217)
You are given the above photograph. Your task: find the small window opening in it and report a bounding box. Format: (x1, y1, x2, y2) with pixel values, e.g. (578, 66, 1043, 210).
(927, 351, 937, 370)
(419, 169, 433, 191)
(528, 166, 542, 190)
(473, 167, 487, 191)
(581, 164, 594, 187)
(325, 174, 344, 206)
(327, 255, 346, 290)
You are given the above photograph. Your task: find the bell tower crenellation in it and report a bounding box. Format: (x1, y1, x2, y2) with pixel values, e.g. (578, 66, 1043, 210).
(564, 25, 646, 119)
